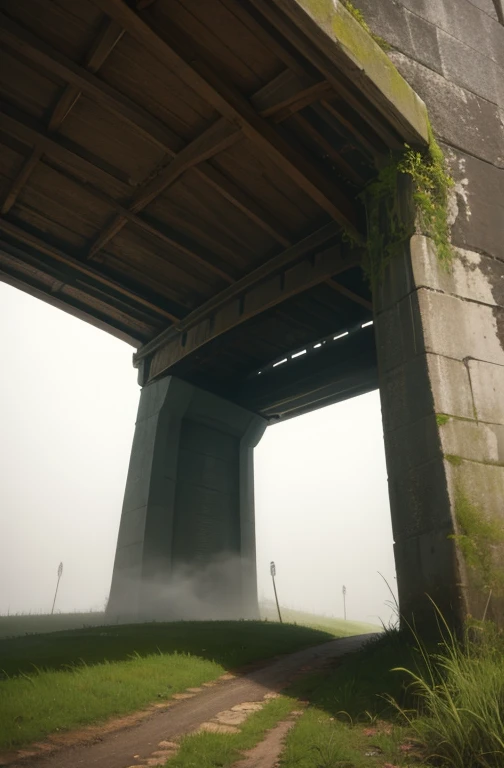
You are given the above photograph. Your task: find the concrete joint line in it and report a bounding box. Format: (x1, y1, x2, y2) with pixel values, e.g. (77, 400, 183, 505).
(397, 524, 455, 545)
(398, 3, 504, 70)
(418, 285, 504, 311)
(463, 355, 479, 422)
(439, 136, 504, 171)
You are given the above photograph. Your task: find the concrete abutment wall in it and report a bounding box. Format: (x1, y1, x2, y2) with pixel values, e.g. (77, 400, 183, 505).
(375, 234, 504, 628)
(363, 0, 504, 627)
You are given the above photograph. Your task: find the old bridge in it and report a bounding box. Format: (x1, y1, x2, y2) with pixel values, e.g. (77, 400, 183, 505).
(1, 0, 503, 628)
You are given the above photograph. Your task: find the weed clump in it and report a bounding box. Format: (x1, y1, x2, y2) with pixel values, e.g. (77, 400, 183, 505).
(361, 129, 455, 290)
(393, 616, 504, 768)
(398, 128, 455, 269)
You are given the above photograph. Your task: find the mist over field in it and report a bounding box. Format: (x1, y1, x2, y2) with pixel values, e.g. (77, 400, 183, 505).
(0, 282, 396, 626)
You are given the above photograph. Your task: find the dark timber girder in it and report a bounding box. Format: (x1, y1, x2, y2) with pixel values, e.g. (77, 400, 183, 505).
(0, 0, 428, 414)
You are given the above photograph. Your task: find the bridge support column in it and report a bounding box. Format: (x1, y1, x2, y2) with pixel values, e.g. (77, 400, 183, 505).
(107, 376, 266, 621)
(376, 235, 504, 629)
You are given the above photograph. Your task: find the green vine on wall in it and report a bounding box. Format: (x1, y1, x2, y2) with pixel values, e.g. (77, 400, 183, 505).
(398, 125, 455, 268)
(360, 127, 455, 290)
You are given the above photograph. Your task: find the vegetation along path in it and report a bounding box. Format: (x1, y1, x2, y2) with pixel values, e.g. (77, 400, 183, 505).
(0, 634, 374, 768)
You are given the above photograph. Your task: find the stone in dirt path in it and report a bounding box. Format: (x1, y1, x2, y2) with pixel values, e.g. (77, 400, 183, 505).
(0, 634, 376, 768)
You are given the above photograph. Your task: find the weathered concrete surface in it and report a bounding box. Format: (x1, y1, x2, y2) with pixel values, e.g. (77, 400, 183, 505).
(273, 0, 430, 144)
(107, 377, 266, 620)
(358, 0, 504, 628)
(375, 235, 504, 627)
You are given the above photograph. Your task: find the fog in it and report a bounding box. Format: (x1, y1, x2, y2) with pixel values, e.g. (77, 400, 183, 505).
(0, 282, 397, 625)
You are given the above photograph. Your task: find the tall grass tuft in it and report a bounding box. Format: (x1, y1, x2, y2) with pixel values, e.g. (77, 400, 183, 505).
(392, 605, 504, 768)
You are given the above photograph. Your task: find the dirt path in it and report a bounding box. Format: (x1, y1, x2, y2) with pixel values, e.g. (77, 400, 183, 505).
(230, 714, 301, 768)
(2, 633, 376, 768)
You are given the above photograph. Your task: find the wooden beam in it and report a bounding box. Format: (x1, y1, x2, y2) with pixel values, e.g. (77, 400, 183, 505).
(290, 113, 365, 185)
(48, 20, 124, 131)
(1, 19, 125, 215)
(0, 13, 183, 154)
(0, 109, 238, 284)
(0, 105, 132, 192)
(134, 222, 360, 372)
(145, 244, 360, 380)
(218, 0, 309, 76)
(136, 221, 342, 361)
(2, 8, 359, 246)
(251, 69, 331, 121)
(88, 68, 337, 258)
(194, 163, 292, 247)
(0, 217, 180, 322)
(325, 278, 372, 311)
(1, 145, 42, 214)
(0, 264, 147, 346)
(0, 239, 162, 339)
(317, 101, 382, 162)
(88, 118, 239, 258)
(2, 10, 344, 248)
(87, 66, 341, 257)
(93, 71, 325, 253)
(91, 0, 360, 238)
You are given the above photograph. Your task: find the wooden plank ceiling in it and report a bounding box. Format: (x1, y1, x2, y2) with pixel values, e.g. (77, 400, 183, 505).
(0, 0, 407, 409)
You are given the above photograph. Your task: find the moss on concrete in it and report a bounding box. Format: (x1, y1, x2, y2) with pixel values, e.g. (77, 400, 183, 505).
(296, 0, 429, 144)
(436, 414, 450, 426)
(452, 487, 504, 594)
(446, 454, 463, 466)
(342, 1, 391, 50)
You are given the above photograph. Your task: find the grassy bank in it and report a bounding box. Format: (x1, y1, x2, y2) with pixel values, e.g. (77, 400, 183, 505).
(0, 611, 105, 639)
(260, 604, 380, 637)
(156, 623, 504, 767)
(0, 620, 334, 750)
(280, 622, 504, 768)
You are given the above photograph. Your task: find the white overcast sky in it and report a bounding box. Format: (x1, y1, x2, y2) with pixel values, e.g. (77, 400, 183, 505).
(0, 282, 397, 625)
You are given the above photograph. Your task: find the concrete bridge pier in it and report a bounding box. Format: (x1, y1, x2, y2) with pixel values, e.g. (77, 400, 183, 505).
(107, 377, 266, 621)
(376, 234, 504, 630)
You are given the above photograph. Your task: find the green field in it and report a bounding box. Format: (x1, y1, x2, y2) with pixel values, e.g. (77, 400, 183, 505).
(260, 604, 380, 637)
(0, 608, 380, 641)
(0, 608, 380, 753)
(0, 611, 106, 639)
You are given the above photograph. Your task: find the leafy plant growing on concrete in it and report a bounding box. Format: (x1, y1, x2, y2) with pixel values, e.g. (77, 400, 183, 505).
(398, 128, 455, 269)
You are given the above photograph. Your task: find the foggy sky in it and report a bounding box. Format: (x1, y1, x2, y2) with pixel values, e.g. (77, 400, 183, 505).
(0, 282, 397, 625)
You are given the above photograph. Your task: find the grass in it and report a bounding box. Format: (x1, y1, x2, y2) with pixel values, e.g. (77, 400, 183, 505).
(165, 695, 296, 768)
(395, 619, 504, 768)
(0, 651, 222, 750)
(157, 619, 502, 768)
(260, 604, 381, 638)
(2, 610, 501, 767)
(0, 619, 335, 677)
(0, 619, 335, 750)
(156, 631, 425, 768)
(0, 611, 106, 639)
(279, 620, 504, 768)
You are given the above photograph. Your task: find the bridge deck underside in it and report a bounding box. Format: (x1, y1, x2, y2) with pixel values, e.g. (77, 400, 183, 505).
(0, 0, 412, 417)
